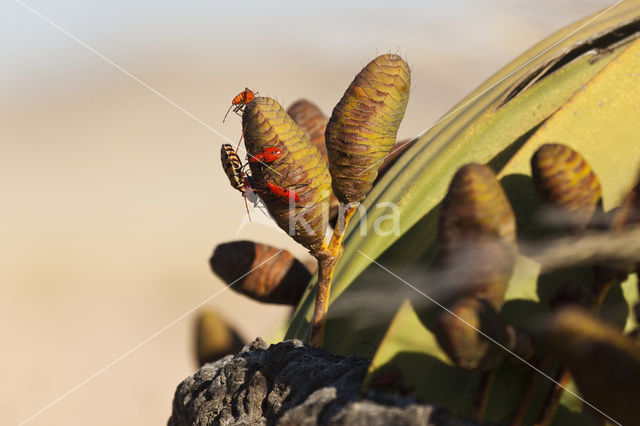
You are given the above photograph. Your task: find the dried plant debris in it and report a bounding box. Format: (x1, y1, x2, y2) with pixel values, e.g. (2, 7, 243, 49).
(243, 97, 332, 255)
(195, 310, 245, 366)
(209, 241, 312, 305)
(531, 143, 602, 231)
(326, 54, 411, 204)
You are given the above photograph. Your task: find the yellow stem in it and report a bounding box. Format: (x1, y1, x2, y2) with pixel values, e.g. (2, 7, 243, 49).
(535, 367, 571, 426)
(309, 204, 358, 347)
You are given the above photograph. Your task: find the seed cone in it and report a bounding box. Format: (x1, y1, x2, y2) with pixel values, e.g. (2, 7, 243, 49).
(287, 99, 340, 225)
(195, 310, 244, 366)
(287, 99, 329, 163)
(531, 143, 601, 231)
(325, 54, 411, 204)
(438, 164, 517, 309)
(243, 97, 332, 254)
(434, 297, 507, 371)
(209, 240, 312, 305)
(544, 308, 640, 425)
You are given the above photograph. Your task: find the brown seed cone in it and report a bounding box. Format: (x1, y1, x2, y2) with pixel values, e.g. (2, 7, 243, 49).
(434, 297, 507, 371)
(209, 241, 312, 305)
(287, 99, 340, 226)
(445, 239, 517, 310)
(438, 164, 516, 250)
(243, 97, 332, 254)
(326, 54, 411, 204)
(437, 164, 517, 309)
(287, 99, 329, 163)
(195, 310, 245, 366)
(544, 308, 640, 425)
(531, 143, 601, 231)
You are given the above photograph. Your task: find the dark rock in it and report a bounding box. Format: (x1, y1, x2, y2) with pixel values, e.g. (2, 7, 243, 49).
(169, 338, 474, 426)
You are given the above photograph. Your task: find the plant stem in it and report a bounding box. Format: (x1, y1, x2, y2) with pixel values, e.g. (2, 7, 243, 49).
(472, 369, 497, 422)
(509, 357, 549, 426)
(535, 367, 571, 426)
(308, 203, 358, 347)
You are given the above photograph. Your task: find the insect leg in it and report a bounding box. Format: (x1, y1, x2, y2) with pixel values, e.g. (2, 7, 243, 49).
(236, 121, 248, 151)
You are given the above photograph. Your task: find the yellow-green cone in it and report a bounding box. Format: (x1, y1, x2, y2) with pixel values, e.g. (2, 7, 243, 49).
(530, 143, 601, 230)
(434, 297, 507, 371)
(325, 54, 411, 204)
(195, 311, 244, 366)
(437, 163, 517, 309)
(243, 97, 332, 255)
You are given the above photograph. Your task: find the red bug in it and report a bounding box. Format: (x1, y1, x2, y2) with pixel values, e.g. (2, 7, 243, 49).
(223, 88, 256, 123)
(249, 147, 282, 164)
(266, 182, 301, 203)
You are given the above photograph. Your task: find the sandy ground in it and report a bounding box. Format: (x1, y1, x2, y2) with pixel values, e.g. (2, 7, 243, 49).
(0, 1, 613, 425)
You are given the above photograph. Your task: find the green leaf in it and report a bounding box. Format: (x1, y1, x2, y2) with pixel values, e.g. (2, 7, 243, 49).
(287, 0, 640, 356)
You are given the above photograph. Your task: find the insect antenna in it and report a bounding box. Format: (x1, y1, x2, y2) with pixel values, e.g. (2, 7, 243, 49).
(222, 104, 234, 123)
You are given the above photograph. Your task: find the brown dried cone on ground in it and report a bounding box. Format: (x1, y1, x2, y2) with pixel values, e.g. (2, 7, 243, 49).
(437, 163, 517, 310)
(243, 97, 332, 255)
(543, 308, 640, 426)
(195, 310, 245, 366)
(530, 143, 602, 231)
(326, 53, 411, 204)
(209, 241, 312, 305)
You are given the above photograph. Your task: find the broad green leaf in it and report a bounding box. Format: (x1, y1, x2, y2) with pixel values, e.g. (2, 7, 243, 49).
(283, 4, 640, 424)
(287, 4, 640, 346)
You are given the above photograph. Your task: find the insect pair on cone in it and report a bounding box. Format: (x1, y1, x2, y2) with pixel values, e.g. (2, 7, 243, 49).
(220, 143, 305, 221)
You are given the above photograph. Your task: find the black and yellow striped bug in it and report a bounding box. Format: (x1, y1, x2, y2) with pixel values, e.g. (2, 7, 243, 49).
(221, 143, 246, 193)
(221, 143, 253, 219)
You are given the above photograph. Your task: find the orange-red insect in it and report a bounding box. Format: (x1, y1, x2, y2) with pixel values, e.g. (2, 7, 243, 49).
(249, 147, 282, 164)
(266, 182, 301, 203)
(223, 88, 256, 123)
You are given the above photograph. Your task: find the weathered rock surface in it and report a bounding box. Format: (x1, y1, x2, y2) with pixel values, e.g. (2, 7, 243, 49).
(169, 338, 475, 426)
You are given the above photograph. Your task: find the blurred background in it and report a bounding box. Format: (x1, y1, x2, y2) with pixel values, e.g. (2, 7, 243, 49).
(0, 1, 614, 424)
